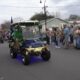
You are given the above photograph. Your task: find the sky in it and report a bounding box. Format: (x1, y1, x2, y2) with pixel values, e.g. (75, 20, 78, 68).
(0, 0, 80, 23)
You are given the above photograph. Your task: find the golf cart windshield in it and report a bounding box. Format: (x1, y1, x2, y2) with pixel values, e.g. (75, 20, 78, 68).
(11, 21, 40, 40)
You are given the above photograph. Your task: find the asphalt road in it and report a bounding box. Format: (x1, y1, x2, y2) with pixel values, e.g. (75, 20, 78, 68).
(0, 42, 80, 80)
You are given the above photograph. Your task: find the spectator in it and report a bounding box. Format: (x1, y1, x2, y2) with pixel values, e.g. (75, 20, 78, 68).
(56, 28, 61, 48)
(45, 28, 50, 45)
(69, 25, 74, 46)
(60, 29, 64, 46)
(63, 25, 70, 48)
(51, 28, 60, 48)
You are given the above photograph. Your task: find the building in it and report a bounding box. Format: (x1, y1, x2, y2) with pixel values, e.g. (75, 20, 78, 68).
(40, 18, 69, 32)
(69, 20, 80, 27)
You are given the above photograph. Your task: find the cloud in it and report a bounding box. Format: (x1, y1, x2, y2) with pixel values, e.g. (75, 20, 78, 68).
(0, 0, 80, 22)
(48, 0, 80, 18)
(0, 0, 42, 22)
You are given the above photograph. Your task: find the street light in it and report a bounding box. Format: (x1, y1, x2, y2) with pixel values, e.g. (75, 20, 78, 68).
(40, 0, 47, 30)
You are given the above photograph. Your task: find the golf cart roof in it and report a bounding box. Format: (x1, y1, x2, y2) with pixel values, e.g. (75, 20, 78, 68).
(11, 20, 39, 26)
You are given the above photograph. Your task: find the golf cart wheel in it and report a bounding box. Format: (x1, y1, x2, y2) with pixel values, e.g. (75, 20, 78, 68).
(10, 48, 17, 59)
(41, 50, 51, 61)
(22, 54, 30, 65)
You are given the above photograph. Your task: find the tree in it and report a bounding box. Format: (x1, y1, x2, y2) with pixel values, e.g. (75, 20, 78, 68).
(69, 15, 80, 20)
(1, 17, 23, 31)
(1, 21, 11, 30)
(30, 12, 54, 21)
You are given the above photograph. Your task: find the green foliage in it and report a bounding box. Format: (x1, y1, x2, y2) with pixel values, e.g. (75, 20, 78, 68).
(1, 21, 11, 31)
(30, 12, 54, 21)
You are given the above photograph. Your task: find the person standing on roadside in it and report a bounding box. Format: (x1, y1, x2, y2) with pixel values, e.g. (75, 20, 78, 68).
(60, 29, 64, 47)
(56, 28, 61, 48)
(63, 25, 70, 48)
(45, 28, 50, 45)
(69, 25, 74, 47)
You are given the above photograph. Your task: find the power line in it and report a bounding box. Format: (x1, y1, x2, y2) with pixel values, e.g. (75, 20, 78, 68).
(0, 5, 42, 8)
(0, 6, 80, 9)
(0, 4, 80, 8)
(0, 5, 55, 9)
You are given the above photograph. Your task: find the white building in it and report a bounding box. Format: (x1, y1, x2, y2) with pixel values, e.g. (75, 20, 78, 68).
(69, 20, 80, 27)
(40, 18, 69, 32)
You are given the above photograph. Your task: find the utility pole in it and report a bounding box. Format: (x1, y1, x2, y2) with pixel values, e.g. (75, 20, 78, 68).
(40, 0, 47, 30)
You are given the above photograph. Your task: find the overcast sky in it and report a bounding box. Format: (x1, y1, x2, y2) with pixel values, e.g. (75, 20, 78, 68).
(0, 0, 80, 23)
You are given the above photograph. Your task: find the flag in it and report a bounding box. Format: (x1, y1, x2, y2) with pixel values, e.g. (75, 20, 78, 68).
(10, 17, 13, 34)
(11, 17, 13, 23)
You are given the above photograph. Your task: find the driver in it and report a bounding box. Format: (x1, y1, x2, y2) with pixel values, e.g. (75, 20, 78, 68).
(12, 24, 23, 49)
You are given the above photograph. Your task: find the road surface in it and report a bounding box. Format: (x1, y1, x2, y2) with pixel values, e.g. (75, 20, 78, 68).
(0, 42, 80, 80)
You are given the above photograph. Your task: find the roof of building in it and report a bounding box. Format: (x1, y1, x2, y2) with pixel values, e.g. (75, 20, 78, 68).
(40, 18, 69, 25)
(11, 20, 39, 26)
